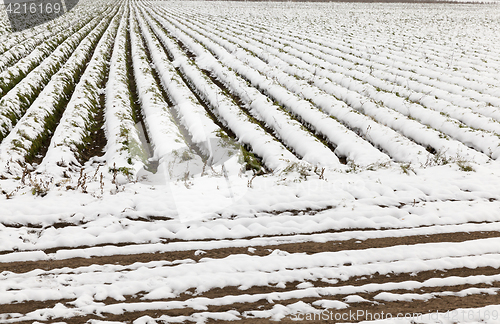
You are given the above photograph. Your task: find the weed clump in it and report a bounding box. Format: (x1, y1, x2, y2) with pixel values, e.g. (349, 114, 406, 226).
(400, 162, 413, 175)
(240, 147, 263, 174)
(457, 160, 475, 172)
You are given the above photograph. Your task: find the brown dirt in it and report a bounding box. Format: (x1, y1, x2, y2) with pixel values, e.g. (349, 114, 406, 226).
(1, 229, 499, 323)
(2, 229, 498, 274)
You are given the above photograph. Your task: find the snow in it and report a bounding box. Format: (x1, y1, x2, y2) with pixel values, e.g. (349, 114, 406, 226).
(1, 161, 500, 252)
(149, 8, 344, 168)
(104, 5, 147, 176)
(37, 8, 121, 177)
(1, 0, 500, 322)
(142, 7, 299, 171)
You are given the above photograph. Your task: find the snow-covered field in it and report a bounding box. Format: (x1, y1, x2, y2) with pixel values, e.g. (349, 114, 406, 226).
(1, 0, 500, 323)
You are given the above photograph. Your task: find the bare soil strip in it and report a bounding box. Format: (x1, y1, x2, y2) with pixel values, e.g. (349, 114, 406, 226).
(2, 230, 499, 274)
(2, 229, 499, 322)
(4, 280, 499, 323)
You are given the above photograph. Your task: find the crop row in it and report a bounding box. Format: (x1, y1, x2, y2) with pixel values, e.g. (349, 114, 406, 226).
(0, 3, 120, 178)
(140, 3, 498, 167)
(2, 0, 499, 184)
